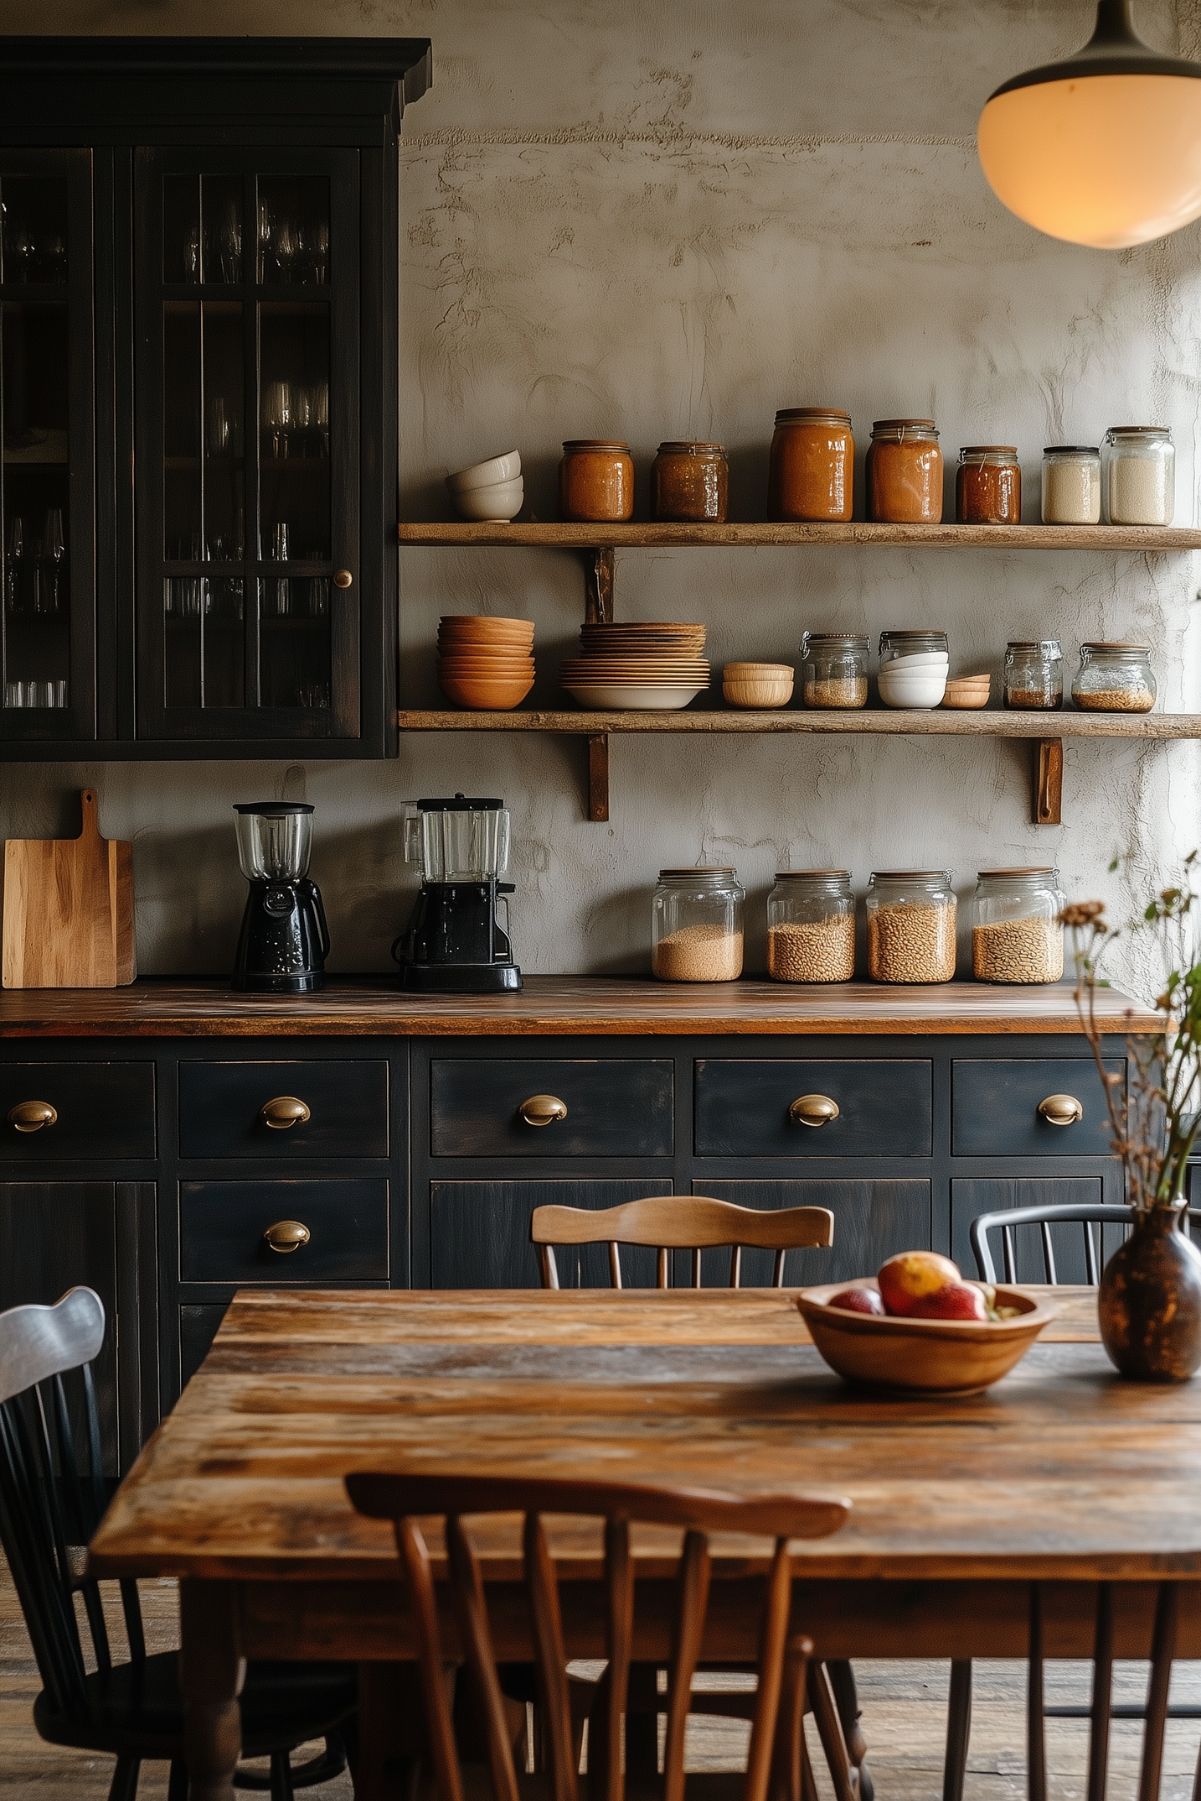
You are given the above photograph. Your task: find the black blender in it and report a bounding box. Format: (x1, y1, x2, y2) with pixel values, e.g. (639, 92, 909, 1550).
(393, 794, 522, 993)
(232, 801, 329, 994)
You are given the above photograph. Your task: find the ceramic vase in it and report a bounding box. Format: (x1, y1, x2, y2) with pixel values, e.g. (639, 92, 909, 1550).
(1098, 1200, 1201, 1382)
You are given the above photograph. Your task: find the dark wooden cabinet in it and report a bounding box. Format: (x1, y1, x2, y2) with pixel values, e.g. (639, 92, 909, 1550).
(430, 1057, 674, 1158)
(429, 1179, 669, 1289)
(0, 37, 430, 760)
(951, 1057, 1123, 1157)
(694, 1059, 932, 1158)
(697, 1178, 932, 1288)
(950, 1176, 1114, 1281)
(178, 1177, 390, 1284)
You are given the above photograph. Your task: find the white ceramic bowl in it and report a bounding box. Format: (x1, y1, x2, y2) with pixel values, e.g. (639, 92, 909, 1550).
(564, 682, 705, 711)
(447, 450, 522, 493)
(451, 476, 524, 523)
(880, 651, 950, 671)
(877, 669, 948, 709)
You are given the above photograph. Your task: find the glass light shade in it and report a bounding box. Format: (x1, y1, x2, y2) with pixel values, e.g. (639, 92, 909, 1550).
(979, 74, 1201, 248)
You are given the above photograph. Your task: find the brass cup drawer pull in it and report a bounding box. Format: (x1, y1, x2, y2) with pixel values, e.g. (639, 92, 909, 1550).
(259, 1095, 311, 1131)
(263, 1219, 311, 1255)
(519, 1094, 569, 1128)
(789, 1093, 840, 1129)
(1038, 1092, 1084, 1127)
(7, 1100, 58, 1134)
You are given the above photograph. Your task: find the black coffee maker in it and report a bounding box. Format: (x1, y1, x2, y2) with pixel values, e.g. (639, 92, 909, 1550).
(393, 794, 522, 993)
(232, 801, 329, 994)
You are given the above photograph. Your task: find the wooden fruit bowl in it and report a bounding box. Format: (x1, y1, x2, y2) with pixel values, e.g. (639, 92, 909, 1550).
(795, 1280, 1056, 1396)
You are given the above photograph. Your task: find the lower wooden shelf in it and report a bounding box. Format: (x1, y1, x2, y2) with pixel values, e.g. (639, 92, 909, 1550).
(395, 707, 1201, 827)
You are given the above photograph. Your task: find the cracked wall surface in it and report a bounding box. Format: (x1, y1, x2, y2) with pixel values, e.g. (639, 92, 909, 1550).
(1, 0, 1198, 996)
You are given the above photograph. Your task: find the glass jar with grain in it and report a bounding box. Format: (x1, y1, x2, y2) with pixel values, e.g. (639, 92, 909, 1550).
(768, 408, 854, 522)
(867, 419, 943, 523)
(865, 870, 956, 984)
(1071, 642, 1156, 713)
(971, 868, 1064, 985)
(651, 868, 744, 983)
(1104, 426, 1174, 526)
(560, 440, 635, 522)
(800, 631, 870, 708)
(956, 445, 1021, 524)
(1041, 446, 1101, 524)
(652, 441, 728, 523)
(767, 871, 856, 983)
(1004, 640, 1063, 710)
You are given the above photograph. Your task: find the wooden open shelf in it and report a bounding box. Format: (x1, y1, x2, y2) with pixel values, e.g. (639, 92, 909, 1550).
(397, 520, 1201, 550)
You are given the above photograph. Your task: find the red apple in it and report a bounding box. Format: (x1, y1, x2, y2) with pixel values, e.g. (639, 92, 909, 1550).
(907, 1281, 989, 1322)
(877, 1250, 962, 1317)
(826, 1286, 885, 1316)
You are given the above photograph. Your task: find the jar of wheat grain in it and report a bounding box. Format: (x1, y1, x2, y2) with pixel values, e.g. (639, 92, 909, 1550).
(651, 868, 745, 982)
(767, 871, 856, 982)
(866, 870, 956, 984)
(971, 868, 1065, 985)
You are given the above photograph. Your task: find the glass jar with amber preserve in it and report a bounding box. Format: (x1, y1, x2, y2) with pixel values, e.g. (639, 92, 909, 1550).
(559, 440, 635, 522)
(866, 418, 943, 523)
(768, 408, 854, 521)
(652, 441, 728, 522)
(956, 445, 1021, 524)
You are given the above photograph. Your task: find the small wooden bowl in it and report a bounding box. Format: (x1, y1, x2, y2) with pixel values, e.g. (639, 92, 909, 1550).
(439, 673, 534, 710)
(794, 1281, 1056, 1396)
(723, 664, 795, 709)
(941, 675, 992, 711)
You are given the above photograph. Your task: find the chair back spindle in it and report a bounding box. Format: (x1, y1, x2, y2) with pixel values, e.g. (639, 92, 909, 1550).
(347, 1470, 850, 1801)
(531, 1196, 834, 1291)
(972, 1203, 1201, 1290)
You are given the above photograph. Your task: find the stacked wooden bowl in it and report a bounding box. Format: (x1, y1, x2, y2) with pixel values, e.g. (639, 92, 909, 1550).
(562, 621, 709, 711)
(941, 672, 991, 710)
(437, 615, 534, 710)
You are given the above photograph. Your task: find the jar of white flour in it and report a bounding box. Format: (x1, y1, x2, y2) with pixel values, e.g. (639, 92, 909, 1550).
(1104, 425, 1175, 526)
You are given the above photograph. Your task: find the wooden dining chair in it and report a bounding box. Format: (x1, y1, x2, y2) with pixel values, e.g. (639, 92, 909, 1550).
(972, 1200, 1201, 1288)
(346, 1466, 852, 1801)
(0, 1286, 356, 1801)
(530, 1195, 834, 1291)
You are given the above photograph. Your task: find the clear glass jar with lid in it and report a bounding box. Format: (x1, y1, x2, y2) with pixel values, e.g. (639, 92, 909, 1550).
(767, 871, 856, 983)
(1071, 642, 1156, 713)
(800, 632, 869, 708)
(970, 868, 1065, 985)
(878, 628, 949, 665)
(1041, 446, 1101, 524)
(768, 408, 855, 522)
(651, 868, 744, 983)
(1004, 640, 1063, 710)
(866, 419, 943, 523)
(865, 870, 956, 984)
(1104, 426, 1174, 526)
(956, 446, 1021, 524)
(652, 441, 728, 522)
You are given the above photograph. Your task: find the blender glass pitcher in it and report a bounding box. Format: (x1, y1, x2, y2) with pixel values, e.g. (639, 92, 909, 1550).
(234, 801, 314, 880)
(403, 795, 511, 882)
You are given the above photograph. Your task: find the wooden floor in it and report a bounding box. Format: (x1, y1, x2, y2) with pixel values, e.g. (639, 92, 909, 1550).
(6, 1561, 1201, 1798)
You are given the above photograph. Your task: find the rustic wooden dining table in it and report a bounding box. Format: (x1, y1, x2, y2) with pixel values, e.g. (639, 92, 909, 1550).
(88, 1285, 1201, 1800)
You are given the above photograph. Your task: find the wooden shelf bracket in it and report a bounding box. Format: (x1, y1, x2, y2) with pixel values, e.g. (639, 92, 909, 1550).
(1034, 738, 1064, 826)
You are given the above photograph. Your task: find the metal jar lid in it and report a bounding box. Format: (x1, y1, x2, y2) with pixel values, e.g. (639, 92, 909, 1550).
(870, 869, 952, 882)
(655, 440, 726, 455)
(1106, 425, 1170, 438)
(1080, 641, 1151, 654)
(871, 417, 938, 435)
(1043, 444, 1100, 457)
(775, 407, 852, 425)
(562, 439, 631, 453)
(976, 866, 1058, 879)
(658, 866, 738, 879)
(801, 631, 870, 648)
(1006, 639, 1062, 655)
(959, 444, 1019, 457)
(775, 868, 852, 880)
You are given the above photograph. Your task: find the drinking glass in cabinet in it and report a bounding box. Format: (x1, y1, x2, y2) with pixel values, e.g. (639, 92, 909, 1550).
(3, 679, 67, 708)
(214, 198, 242, 283)
(263, 381, 292, 459)
(35, 506, 66, 615)
(5, 517, 25, 613)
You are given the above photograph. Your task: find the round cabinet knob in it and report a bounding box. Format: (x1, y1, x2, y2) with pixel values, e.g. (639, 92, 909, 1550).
(789, 1094, 841, 1129)
(6, 1099, 58, 1134)
(263, 1219, 311, 1255)
(519, 1094, 569, 1128)
(333, 570, 354, 590)
(259, 1095, 312, 1131)
(1038, 1093, 1084, 1128)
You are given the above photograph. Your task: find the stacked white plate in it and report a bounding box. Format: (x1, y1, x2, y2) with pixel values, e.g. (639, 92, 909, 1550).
(562, 622, 709, 710)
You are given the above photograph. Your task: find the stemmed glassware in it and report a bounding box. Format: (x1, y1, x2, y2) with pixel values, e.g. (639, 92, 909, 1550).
(38, 507, 65, 615)
(5, 516, 25, 613)
(263, 381, 292, 459)
(215, 200, 242, 283)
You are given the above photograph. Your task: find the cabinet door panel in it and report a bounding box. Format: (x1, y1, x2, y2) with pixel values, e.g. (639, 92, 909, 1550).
(696, 1179, 932, 1288)
(429, 1180, 669, 1289)
(952, 1177, 1111, 1283)
(135, 148, 361, 744)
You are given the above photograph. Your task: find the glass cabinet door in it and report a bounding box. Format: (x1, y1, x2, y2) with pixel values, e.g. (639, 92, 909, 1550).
(0, 152, 96, 744)
(134, 150, 360, 743)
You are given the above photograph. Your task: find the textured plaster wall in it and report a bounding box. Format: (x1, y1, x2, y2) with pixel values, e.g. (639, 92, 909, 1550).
(1, 0, 1199, 991)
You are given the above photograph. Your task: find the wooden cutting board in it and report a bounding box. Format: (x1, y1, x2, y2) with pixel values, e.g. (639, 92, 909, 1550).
(2, 789, 136, 988)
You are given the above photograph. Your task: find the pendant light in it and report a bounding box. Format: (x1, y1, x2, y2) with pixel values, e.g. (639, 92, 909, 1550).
(977, 0, 1201, 249)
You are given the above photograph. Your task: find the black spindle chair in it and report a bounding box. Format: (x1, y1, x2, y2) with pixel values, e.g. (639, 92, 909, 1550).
(971, 1200, 1201, 1289)
(0, 1286, 356, 1801)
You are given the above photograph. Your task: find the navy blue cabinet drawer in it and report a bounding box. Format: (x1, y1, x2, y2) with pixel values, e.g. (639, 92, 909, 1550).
(179, 1179, 389, 1283)
(0, 1062, 155, 1161)
(952, 1059, 1123, 1156)
(179, 1060, 388, 1159)
(429, 1059, 674, 1157)
(694, 1060, 932, 1157)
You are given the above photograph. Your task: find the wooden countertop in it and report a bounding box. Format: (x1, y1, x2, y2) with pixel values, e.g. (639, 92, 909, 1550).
(0, 975, 1159, 1037)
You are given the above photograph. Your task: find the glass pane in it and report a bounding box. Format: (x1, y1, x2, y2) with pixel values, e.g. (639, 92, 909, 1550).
(1, 298, 71, 710)
(259, 302, 330, 560)
(201, 174, 242, 284)
(1, 175, 68, 284)
(261, 577, 330, 710)
(163, 173, 201, 284)
(256, 176, 330, 286)
(163, 300, 243, 560)
(163, 576, 245, 710)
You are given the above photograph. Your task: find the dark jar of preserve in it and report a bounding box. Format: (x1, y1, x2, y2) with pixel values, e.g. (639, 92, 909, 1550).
(768, 408, 854, 521)
(866, 418, 943, 523)
(559, 440, 635, 522)
(956, 445, 1021, 524)
(652, 441, 728, 522)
